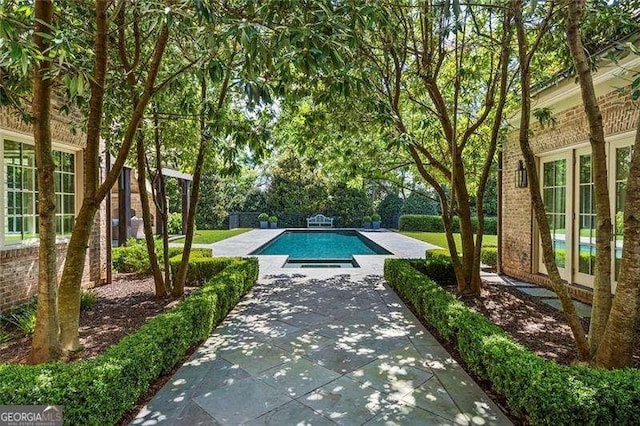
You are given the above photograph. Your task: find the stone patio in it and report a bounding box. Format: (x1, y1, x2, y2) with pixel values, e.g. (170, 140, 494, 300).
(133, 268, 512, 425)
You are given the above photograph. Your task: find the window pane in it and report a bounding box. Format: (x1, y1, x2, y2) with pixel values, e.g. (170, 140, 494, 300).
(60, 152, 74, 172)
(63, 215, 74, 234)
(556, 160, 566, 185)
(4, 140, 20, 165)
(544, 162, 554, 186)
(63, 194, 74, 214)
(580, 155, 591, 184)
(63, 173, 74, 193)
(22, 143, 35, 168)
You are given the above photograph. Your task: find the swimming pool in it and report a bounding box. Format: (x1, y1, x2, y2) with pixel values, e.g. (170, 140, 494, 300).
(250, 230, 391, 266)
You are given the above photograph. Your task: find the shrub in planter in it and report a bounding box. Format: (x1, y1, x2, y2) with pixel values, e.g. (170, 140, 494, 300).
(258, 212, 269, 229)
(371, 213, 381, 229)
(269, 215, 278, 229)
(481, 247, 498, 267)
(167, 212, 183, 235)
(363, 216, 372, 229)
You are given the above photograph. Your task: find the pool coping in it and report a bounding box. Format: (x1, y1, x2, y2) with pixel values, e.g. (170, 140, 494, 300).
(208, 228, 438, 277)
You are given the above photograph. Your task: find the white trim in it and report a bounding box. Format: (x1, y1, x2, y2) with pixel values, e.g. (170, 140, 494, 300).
(535, 56, 640, 109)
(537, 152, 572, 282)
(0, 129, 82, 249)
(161, 167, 193, 181)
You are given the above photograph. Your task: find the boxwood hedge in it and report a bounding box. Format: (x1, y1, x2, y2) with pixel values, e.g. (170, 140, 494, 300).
(0, 256, 258, 425)
(399, 214, 498, 234)
(384, 258, 640, 425)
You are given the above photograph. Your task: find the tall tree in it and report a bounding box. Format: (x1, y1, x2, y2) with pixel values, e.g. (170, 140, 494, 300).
(28, 0, 59, 364)
(566, 0, 613, 356)
(512, 0, 591, 360)
(57, 0, 172, 354)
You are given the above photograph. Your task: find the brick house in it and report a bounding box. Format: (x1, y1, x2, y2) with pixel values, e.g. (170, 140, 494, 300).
(0, 104, 107, 312)
(500, 52, 640, 302)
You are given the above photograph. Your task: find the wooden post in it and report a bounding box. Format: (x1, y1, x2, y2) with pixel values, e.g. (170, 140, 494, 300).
(181, 179, 190, 234)
(118, 167, 131, 245)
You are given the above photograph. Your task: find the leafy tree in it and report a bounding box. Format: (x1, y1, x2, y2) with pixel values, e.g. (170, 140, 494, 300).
(326, 183, 372, 228)
(377, 192, 403, 229)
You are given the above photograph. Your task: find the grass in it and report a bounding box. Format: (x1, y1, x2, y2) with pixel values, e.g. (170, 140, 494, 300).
(401, 231, 497, 251)
(174, 228, 252, 245)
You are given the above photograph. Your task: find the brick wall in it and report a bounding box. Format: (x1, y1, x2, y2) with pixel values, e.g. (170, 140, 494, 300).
(0, 105, 107, 312)
(501, 86, 638, 299)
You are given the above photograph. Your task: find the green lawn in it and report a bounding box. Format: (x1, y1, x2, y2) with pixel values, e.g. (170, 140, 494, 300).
(175, 228, 252, 245)
(400, 232, 497, 251)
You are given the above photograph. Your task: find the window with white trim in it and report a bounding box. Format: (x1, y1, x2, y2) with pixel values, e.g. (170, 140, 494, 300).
(3, 139, 76, 244)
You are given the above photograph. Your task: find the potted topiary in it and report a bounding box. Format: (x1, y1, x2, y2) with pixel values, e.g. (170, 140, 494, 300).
(269, 215, 278, 229)
(363, 215, 372, 229)
(258, 213, 269, 229)
(371, 213, 381, 229)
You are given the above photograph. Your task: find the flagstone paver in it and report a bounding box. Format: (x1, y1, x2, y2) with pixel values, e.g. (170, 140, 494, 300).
(133, 272, 512, 425)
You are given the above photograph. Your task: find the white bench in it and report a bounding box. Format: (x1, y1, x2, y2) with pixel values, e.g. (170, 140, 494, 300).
(307, 214, 334, 228)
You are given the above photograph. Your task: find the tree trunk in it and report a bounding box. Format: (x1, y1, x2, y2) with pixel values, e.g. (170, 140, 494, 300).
(58, 22, 169, 354)
(513, 1, 591, 361)
(453, 163, 477, 295)
(566, 0, 613, 356)
(28, 0, 60, 364)
(594, 119, 640, 368)
(153, 108, 173, 291)
(174, 75, 209, 295)
(136, 130, 166, 296)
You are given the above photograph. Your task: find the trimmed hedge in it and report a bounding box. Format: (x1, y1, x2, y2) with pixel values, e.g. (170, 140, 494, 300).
(384, 258, 640, 425)
(0, 256, 258, 425)
(112, 238, 183, 274)
(169, 251, 226, 287)
(398, 214, 498, 235)
(481, 247, 498, 267)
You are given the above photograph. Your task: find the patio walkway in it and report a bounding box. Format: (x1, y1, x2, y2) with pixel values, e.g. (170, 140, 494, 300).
(133, 273, 512, 425)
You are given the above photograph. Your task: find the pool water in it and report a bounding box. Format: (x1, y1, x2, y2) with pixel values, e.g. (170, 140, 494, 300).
(251, 230, 391, 259)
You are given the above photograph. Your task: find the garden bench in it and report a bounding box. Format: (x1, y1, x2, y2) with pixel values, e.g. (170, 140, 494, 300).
(307, 214, 334, 228)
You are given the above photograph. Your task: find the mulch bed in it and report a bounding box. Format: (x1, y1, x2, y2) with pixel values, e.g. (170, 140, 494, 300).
(0, 274, 193, 364)
(453, 280, 640, 369)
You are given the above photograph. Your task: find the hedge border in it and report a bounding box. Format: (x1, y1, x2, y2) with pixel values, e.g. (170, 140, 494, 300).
(0, 256, 258, 425)
(399, 214, 498, 234)
(384, 258, 640, 425)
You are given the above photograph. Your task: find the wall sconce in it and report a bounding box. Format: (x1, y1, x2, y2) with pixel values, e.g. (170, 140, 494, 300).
(515, 160, 528, 188)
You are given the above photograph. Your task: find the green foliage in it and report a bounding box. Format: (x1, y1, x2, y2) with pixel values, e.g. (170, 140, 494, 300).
(167, 212, 183, 235)
(481, 247, 498, 267)
(399, 215, 497, 235)
(0, 327, 11, 344)
(399, 215, 444, 232)
(268, 215, 278, 223)
(112, 238, 181, 274)
(195, 168, 262, 230)
(377, 193, 403, 229)
(260, 155, 374, 227)
(384, 259, 640, 425)
(371, 213, 381, 222)
(258, 212, 269, 221)
(80, 290, 98, 311)
(400, 192, 440, 216)
(1, 300, 36, 335)
(363, 215, 372, 223)
(169, 251, 229, 287)
(421, 250, 457, 285)
(0, 257, 258, 425)
(326, 183, 373, 227)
